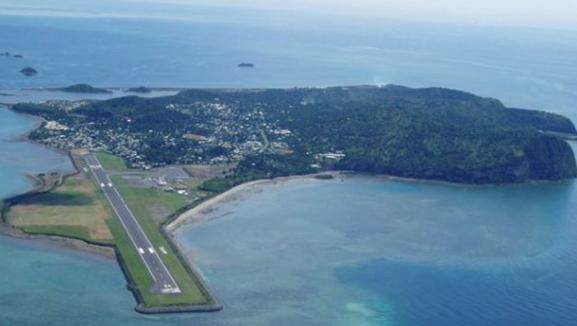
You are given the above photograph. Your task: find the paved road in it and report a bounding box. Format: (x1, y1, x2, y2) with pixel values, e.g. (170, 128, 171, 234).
(85, 153, 181, 294)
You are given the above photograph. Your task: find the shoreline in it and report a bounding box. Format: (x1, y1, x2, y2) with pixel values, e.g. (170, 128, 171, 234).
(1, 99, 575, 314)
(0, 107, 224, 312)
(0, 223, 116, 259)
(2, 98, 575, 276)
(0, 108, 111, 259)
(2, 106, 569, 261)
(166, 169, 572, 235)
(166, 172, 344, 233)
(0, 168, 116, 261)
(1, 104, 77, 162)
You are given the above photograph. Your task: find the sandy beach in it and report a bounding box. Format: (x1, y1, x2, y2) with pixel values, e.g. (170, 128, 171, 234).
(166, 172, 345, 233)
(164, 168, 512, 236)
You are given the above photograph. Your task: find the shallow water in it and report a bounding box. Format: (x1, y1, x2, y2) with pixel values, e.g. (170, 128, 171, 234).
(0, 108, 72, 198)
(0, 4, 577, 325)
(176, 177, 577, 325)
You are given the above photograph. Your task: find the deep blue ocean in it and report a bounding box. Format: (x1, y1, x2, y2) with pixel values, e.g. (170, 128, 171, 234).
(1, 4, 577, 325)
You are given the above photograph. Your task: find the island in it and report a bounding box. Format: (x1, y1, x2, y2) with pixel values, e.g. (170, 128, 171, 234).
(5, 84, 577, 313)
(20, 67, 38, 76)
(126, 86, 152, 94)
(57, 83, 112, 94)
(13, 85, 577, 186)
(238, 62, 254, 68)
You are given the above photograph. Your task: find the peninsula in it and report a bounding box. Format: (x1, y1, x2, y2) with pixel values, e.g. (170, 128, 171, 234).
(5, 84, 577, 313)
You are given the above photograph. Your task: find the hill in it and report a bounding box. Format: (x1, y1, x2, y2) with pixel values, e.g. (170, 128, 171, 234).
(12, 85, 577, 185)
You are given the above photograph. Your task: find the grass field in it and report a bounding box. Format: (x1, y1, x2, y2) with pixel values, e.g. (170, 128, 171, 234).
(110, 175, 212, 306)
(8, 174, 114, 243)
(113, 178, 190, 225)
(96, 152, 129, 171)
(8, 152, 215, 308)
(20, 225, 92, 240)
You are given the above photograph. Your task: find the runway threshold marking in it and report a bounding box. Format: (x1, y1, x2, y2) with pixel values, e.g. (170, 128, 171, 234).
(85, 154, 182, 293)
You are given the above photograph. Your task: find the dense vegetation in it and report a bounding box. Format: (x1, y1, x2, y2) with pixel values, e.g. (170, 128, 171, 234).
(13, 85, 577, 185)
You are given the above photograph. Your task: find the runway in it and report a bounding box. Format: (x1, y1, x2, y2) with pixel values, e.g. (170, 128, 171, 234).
(85, 153, 181, 294)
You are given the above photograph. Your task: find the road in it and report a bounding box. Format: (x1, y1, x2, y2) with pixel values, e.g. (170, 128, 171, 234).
(84, 153, 181, 294)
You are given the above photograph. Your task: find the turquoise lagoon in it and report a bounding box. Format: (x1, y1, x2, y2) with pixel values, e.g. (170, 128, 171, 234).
(1, 4, 577, 325)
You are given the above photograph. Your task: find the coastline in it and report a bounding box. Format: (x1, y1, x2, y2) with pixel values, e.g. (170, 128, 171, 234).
(1, 106, 223, 312)
(163, 171, 443, 234)
(166, 171, 345, 233)
(0, 166, 117, 261)
(2, 111, 567, 263)
(1, 97, 575, 315)
(1, 104, 75, 162)
(3, 96, 575, 266)
(0, 223, 116, 259)
(0, 106, 113, 260)
(166, 168, 571, 235)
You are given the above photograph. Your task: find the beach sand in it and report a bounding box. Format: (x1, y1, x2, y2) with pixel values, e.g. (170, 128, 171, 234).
(166, 172, 344, 233)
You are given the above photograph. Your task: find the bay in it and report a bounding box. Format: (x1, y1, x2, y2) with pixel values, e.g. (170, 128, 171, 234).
(1, 5, 577, 325)
(176, 176, 577, 325)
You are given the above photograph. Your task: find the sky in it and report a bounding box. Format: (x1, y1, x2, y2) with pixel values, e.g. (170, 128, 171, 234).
(192, 0, 577, 30)
(1, 0, 576, 30)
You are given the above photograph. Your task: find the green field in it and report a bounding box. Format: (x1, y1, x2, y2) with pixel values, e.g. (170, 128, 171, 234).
(20, 225, 92, 240)
(7, 173, 115, 243)
(110, 175, 213, 306)
(8, 153, 215, 308)
(112, 177, 190, 221)
(96, 152, 129, 171)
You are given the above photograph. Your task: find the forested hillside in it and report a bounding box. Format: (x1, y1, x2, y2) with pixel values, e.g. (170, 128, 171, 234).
(13, 85, 577, 186)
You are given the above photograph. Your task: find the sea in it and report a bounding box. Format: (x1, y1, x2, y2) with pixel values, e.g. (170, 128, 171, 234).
(1, 3, 577, 325)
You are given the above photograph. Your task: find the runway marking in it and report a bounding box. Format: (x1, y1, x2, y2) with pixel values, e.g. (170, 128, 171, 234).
(85, 153, 181, 293)
(109, 183, 181, 288)
(138, 248, 145, 254)
(86, 159, 158, 283)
